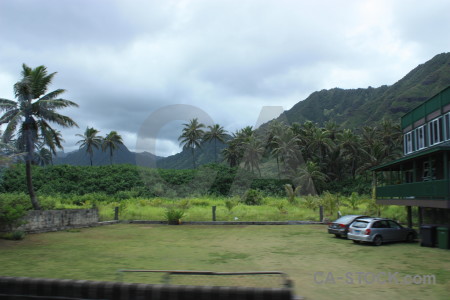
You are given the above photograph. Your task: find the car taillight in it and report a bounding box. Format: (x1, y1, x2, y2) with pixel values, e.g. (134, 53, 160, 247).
(364, 229, 371, 235)
(339, 224, 346, 228)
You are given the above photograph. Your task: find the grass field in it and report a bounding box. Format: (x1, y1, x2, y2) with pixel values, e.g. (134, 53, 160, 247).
(1, 224, 449, 299)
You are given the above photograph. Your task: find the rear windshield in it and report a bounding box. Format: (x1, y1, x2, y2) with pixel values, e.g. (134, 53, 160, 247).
(352, 221, 369, 228)
(334, 215, 357, 223)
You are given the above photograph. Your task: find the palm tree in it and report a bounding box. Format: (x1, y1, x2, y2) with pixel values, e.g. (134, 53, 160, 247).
(292, 161, 328, 195)
(0, 64, 78, 210)
(222, 143, 241, 167)
(307, 127, 334, 163)
(337, 129, 361, 179)
(203, 124, 227, 163)
(241, 136, 264, 176)
(102, 131, 124, 165)
(178, 118, 205, 168)
(271, 129, 302, 175)
(34, 145, 53, 166)
(76, 127, 103, 166)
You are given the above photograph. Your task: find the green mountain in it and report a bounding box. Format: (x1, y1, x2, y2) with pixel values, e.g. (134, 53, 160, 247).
(156, 139, 228, 169)
(54, 139, 228, 169)
(281, 52, 450, 127)
(53, 144, 162, 166)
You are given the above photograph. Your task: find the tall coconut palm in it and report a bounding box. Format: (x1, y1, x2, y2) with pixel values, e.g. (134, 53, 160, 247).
(337, 129, 361, 179)
(178, 118, 205, 169)
(292, 161, 328, 195)
(271, 129, 302, 175)
(222, 143, 241, 167)
(102, 131, 124, 165)
(203, 124, 227, 163)
(307, 127, 334, 163)
(241, 136, 264, 176)
(0, 64, 78, 210)
(76, 127, 103, 166)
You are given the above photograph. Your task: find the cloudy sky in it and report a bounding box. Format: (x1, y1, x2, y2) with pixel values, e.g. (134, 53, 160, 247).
(1, 0, 449, 157)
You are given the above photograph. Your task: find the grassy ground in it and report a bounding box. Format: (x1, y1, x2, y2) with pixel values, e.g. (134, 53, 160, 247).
(1, 224, 449, 299)
(90, 195, 409, 224)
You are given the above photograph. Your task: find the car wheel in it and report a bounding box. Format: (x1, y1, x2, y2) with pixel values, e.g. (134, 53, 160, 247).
(352, 240, 360, 244)
(406, 233, 415, 243)
(334, 234, 341, 238)
(373, 235, 383, 246)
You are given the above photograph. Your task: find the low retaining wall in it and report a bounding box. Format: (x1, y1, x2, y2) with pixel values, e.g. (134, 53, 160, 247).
(126, 220, 323, 225)
(3, 209, 99, 233)
(0, 276, 294, 300)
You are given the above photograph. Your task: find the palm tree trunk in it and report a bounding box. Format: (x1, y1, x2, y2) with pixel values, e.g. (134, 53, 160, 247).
(276, 155, 280, 179)
(192, 148, 196, 169)
(214, 139, 217, 163)
(24, 117, 41, 210)
(25, 160, 40, 210)
(110, 148, 113, 165)
(90, 154, 93, 166)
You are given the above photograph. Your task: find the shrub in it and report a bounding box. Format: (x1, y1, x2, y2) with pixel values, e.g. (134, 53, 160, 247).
(241, 189, 263, 206)
(225, 198, 238, 212)
(190, 199, 210, 206)
(0, 193, 30, 231)
(177, 199, 191, 209)
(1, 230, 26, 240)
(164, 208, 185, 224)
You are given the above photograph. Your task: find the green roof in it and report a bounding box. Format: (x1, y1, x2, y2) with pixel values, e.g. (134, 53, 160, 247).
(371, 141, 450, 171)
(401, 86, 450, 129)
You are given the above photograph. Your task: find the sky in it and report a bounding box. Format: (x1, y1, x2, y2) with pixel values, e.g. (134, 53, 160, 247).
(0, 0, 449, 157)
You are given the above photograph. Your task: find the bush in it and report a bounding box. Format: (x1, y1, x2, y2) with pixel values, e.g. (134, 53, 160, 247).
(1, 230, 26, 240)
(0, 193, 30, 231)
(164, 208, 185, 224)
(225, 198, 238, 212)
(241, 189, 263, 206)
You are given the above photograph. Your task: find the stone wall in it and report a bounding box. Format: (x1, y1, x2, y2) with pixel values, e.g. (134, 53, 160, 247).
(2, 209, 99, 233)
(0, 276, 294, 300)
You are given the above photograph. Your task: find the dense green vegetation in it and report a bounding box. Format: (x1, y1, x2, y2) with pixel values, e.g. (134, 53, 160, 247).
(1, 224, 449, 299)
(0, 164, 290, 197)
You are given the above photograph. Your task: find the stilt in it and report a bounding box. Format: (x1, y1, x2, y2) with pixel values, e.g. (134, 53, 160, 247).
(407, 206, 412, 228)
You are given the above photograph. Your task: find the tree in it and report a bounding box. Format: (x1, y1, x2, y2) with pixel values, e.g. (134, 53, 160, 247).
(102, 131, 124, 165)
(76, 127, 103, 166)
(203, 124, 227, 163)
(292, 161, 328, 195)
(271, 129, 302, 175)
(34, 143, 53, 166)
(307, 127, 334, 163)
(0, 64, 78, 210)
(178, 118, 205, 169)
(241, 136, 264, 176)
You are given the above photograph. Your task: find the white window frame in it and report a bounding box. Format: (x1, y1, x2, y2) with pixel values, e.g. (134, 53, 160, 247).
(415, 125, 426, 151)
(445, 112, 450, 141)
(428, 117, 442, 146)
(404, 131, 413, 154)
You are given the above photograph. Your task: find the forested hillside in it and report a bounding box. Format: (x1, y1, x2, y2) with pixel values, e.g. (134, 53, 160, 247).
(281, 53, 450, 128)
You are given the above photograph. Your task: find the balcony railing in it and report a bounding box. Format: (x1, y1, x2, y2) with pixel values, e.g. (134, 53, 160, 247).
(376, 179, 449, 200)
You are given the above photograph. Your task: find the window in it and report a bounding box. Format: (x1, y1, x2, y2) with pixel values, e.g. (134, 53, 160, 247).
(428, 117, 443, 146)
(415, 125, 425, 150)
(445, 113, 450, 141)
(404, 131, 413, 154)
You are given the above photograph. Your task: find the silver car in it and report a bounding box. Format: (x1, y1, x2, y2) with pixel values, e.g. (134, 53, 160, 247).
(347, 217, 416, 246)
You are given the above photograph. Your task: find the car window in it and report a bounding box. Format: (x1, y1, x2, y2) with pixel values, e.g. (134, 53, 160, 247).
(372, 221, 389, 228)
(388, 220, 401, 229)
(352, 221, 369, 228)
(334, 215, 356, 223)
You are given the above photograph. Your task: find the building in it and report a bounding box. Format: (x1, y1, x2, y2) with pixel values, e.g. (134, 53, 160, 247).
(372, 86, 450, 227)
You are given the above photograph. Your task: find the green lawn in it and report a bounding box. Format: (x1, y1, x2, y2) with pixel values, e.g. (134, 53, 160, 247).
(1, 224, 449, 300)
